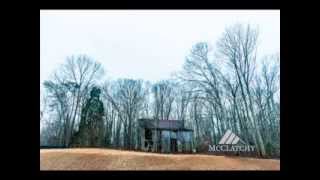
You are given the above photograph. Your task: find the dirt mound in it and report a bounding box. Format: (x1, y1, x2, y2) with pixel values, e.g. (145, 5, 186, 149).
(40, 148, 280, 170)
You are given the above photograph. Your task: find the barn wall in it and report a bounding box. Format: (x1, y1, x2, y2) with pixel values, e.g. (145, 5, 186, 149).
(140, 127, 145, 151)
(138, 125, 194, 153)
(152, 129, 161, 152)
(177, 131, 193, 152)
(161, 130, 171, 153)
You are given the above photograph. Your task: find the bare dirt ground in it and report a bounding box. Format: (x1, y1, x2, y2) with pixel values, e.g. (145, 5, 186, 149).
(40, 148, 280, 170)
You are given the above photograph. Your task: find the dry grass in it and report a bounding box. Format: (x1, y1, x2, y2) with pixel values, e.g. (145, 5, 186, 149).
(40, 148, 280, 170)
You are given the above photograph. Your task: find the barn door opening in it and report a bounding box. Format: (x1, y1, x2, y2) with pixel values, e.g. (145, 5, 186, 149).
(145, 129, 153, 151)
(170, 138, 177, 152)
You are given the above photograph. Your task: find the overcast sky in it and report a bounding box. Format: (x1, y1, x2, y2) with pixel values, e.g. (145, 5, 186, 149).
(40, 10, 280, 87)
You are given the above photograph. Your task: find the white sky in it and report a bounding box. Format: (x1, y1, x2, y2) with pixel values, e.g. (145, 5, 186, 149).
(40, 10, 280, 86)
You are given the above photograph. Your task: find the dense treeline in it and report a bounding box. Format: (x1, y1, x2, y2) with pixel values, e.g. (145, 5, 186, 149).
(40, 24, 279, 157)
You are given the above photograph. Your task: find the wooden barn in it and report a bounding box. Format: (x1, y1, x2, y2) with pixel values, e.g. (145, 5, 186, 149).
(138, 118, 193, 153)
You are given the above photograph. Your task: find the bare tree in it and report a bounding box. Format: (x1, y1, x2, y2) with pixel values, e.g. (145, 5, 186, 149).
(43, 55, 104, 147)
(178, 42, 227, 144)
(40, 89, 48, 122)
(174, 83, 192, 126)
(255, 54, 280, 156)
(103, 79, 147, 149)
(152, 80, 175, 120)
(217, 24, 266, 156)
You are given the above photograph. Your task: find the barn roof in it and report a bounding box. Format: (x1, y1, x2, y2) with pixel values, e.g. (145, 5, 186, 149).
(138, 118, 193, 131)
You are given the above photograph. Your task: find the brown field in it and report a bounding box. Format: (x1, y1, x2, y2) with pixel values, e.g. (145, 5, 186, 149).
(40, 148, 280, 170)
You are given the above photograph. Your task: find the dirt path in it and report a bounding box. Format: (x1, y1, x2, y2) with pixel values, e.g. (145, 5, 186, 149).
(40, 148, 280, 170)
